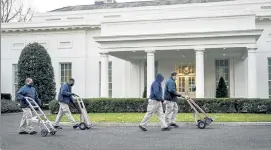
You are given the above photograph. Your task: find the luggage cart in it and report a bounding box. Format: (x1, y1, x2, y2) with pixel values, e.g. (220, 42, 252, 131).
(73, 94, 93, 130)
(25, 97, 58, 137)
(185, 96, 215, 129)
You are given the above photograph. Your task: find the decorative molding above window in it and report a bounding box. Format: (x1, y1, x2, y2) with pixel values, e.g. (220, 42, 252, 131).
(58, 41, 73, 49)
(12, 42, 25, 50)
(67, 17, 84, 20)
(45, 18, 61, 21)
(37, 41, 49, 49)
(104, 15, 121, 18)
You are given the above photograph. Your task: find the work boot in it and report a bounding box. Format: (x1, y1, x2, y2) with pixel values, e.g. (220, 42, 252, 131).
(29, 131, 37, 135)
(169, 123, 179, 128)
(19, 131, 28, 134)
(73, 124, 79, 129)
(161, 126, 171, 131)
(139, 125, 147, 131)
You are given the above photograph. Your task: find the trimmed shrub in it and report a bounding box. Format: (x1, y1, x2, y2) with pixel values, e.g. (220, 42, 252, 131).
(142, 86, 147, 98)
(216, 77, 228, 98)
(1, 100, 22, 113)
(18, 42, 56, 105)
(1, 93, 12, 100)
(49, 98, 271, 114)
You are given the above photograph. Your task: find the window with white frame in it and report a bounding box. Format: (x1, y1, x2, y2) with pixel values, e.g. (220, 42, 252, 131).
(268, 59, 271, 98)
(108, 62, 112, 98)
(12, 64, 18, 100)
(60, 63, 72, 84)
(99, 61, 113, 98)
(215, 59, 229, 89)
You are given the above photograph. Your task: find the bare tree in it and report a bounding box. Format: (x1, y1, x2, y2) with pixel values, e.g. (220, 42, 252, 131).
(1, 0, 34, 23)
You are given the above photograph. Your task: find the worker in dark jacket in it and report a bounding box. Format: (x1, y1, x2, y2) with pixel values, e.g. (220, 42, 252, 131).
(164, 72, 187, 128)
(139, 73, 171, 131)
(17, 78, 41, 135)
(53, 78, 79, 129)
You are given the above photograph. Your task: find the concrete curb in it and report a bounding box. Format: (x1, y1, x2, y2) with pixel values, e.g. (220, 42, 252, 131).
(6, 112, 271, 127)
(33, 120, 271, 127)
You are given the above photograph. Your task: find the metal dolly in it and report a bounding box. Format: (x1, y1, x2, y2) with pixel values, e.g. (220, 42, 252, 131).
(185, 96, 215, 129)
(25, 97, 58, 137)
(73, 94, 93, 130)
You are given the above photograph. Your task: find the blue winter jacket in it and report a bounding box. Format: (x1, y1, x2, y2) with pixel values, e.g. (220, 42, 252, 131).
(16, 85, 41, 108)
(149, 73, 164, 101)
(58, 83, 74, 104)
(164, 77, 181, 102)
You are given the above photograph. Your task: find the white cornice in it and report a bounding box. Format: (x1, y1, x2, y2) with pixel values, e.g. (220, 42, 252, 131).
(94, 29, 263, 42)
(255, 9, 271, 20)
(1, 21, 100, 33)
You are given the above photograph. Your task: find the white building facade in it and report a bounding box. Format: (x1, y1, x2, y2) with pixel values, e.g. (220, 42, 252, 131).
(1, 0, 271, 100)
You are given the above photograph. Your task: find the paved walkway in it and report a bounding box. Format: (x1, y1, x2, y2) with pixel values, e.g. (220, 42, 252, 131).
(2, 112, 271, 150)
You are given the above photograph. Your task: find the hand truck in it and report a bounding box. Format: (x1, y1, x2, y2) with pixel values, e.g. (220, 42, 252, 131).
(25, 97, 58, 137)
(184, 96, 215, 129)
(73, 94, 93, 130)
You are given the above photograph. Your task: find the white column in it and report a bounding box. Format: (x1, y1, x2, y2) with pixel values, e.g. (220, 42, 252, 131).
(247, 47, 257, 98)
(195, 48, 205, 98)
(100, 53, 109, 98)
(146, 50, 155, 98)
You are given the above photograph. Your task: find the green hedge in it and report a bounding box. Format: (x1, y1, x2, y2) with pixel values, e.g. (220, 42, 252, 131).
(49, 98, 271, 114)
(1, 100, 22, 113)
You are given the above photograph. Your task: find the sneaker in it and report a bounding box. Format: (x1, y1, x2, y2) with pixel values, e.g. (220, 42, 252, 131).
(161, 127, 171, 131)
(19, 131, 28, 134)
(29, 131, 37, 135)
(139, 125, 147, 131)
(54, 126, 63, 129)
(169, 123, 179, 128)
(73, 124, 79, 129)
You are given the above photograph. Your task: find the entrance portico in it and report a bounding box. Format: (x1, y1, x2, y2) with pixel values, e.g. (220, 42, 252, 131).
(94, 29, 262, 98)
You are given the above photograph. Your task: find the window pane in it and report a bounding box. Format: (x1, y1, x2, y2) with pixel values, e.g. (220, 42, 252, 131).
(224, 73, 228, 81)
(225, 66, 229, 74)
(216, 73, 220, 81)
(224, 60, 229, 66)
(269, 66, 271, 74)
(269, 81, 271, 88)
(269, 74, 271, 80)
(268, 59, 271, 66)
(109, 90, 112, 98)
(215, 60, 219, 66)
(109, 83, 112, 90)
(220, 60, 225, 66)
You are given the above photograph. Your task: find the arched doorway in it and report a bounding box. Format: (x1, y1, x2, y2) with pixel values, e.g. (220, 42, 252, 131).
(175, 63, 196, 98)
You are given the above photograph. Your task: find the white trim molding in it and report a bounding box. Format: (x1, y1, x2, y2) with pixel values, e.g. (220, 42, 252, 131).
(94, 29, 263, 52)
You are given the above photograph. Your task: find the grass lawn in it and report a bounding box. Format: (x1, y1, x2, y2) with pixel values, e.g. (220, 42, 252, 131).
(46, 113, 271, 123)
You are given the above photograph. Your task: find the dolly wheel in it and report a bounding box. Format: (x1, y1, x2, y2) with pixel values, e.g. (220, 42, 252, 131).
(41, 129, 48, 137)
(197, 120, 206, 129)
(79, 122, 87, 130)
(50, 131, 56, 135)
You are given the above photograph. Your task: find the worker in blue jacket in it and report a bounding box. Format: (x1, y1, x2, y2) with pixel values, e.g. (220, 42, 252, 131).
(53, 78, 79, 129)
(164, 72, 188, 128)
(17, 78, 41, 135)
(139, 73, 171, 131)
